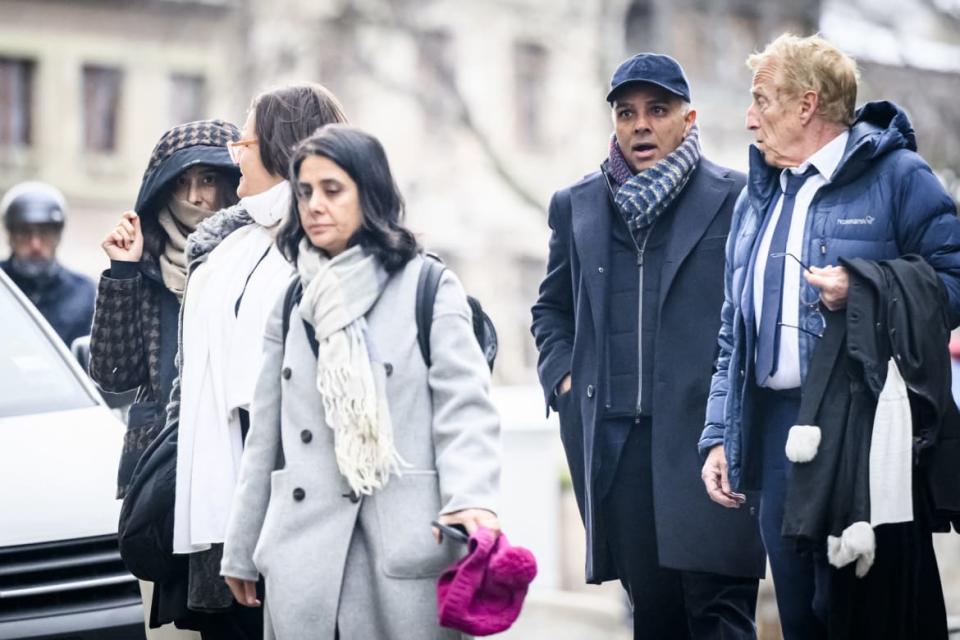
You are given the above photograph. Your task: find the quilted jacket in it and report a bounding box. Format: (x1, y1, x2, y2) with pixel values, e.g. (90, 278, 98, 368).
(88, 119, 240, 499)
(699, 101, 960, 491)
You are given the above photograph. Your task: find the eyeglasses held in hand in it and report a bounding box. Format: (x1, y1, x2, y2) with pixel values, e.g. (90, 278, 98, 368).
(769, 251, 812, 273)
(769, 252, 826, 338)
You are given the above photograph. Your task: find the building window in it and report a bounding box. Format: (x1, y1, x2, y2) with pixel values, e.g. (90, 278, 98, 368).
(625, 0, 657, 52)
(170, 73, 206, 125)
(417, 29, 457, 128)
(513, 41, 548, 149)
(83, 65, 122, 153)
(0, 57, 34, 147)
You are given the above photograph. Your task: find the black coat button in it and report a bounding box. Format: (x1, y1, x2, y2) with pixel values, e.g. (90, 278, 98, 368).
(282, 367, 292, 380)
(300, 429, 312, 443)
(292, 487, 305, 501)
(384, 362, 393, 376)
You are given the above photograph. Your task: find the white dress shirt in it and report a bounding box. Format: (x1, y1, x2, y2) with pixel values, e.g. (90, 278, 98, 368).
(754, 130, 849, 389)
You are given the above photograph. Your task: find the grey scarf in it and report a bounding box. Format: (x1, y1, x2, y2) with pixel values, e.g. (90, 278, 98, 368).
(296, 240, 405, 495)
(608, 124, 701, 245)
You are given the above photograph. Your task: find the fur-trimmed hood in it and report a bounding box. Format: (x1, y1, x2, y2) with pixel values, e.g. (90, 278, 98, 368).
(184, 204, 254, 269)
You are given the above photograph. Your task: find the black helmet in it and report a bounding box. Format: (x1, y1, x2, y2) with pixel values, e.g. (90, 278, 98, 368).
(1, 182, 67, 230)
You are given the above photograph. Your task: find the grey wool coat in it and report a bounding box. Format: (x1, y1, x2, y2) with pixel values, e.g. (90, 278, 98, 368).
(221, 254, 502, 640)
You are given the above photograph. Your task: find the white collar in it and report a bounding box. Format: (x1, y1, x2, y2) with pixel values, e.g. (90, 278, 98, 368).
(239, 181, 291, 228)
(781, 129, 850, 186)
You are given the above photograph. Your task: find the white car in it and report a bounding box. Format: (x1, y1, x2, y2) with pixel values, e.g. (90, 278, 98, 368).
(0, 269, 144, 639)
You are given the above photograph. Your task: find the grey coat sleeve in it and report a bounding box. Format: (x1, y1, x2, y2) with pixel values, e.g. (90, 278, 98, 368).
(428, 271, 502, 516)
(220, 293, 285, 581)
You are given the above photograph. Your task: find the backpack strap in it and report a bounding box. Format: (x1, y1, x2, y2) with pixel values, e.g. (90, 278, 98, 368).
(281, 276, 319, 359)
(416, 254, 446, 368)
(276, 276, 304, 472)
(281, 276, 302, 354)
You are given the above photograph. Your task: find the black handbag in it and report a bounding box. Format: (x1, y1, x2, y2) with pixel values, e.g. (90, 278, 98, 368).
(117, 416, 182, 583)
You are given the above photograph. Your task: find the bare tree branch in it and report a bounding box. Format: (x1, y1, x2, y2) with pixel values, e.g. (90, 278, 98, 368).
(330, 3, 545, 212)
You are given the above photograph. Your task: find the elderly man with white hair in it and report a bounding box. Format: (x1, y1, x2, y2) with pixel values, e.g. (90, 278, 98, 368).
(699, 33, 960, 639)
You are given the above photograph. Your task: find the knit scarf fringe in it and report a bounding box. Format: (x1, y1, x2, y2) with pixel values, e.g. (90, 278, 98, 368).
(297, 240, 405, 496)
(317, 358, 406, 495)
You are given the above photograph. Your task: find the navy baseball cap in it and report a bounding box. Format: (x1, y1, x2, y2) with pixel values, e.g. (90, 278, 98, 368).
(606, 53, 691, 104)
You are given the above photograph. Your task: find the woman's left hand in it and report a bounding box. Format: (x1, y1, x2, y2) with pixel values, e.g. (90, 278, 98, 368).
(433, 508, 500, 543)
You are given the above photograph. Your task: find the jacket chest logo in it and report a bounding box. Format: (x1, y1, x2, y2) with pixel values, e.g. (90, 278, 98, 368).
(837, 215, 875, 226)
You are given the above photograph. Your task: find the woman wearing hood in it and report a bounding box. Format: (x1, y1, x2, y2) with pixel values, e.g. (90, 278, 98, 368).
(89, 119, 242, 636)
(159, 84, 348, 639)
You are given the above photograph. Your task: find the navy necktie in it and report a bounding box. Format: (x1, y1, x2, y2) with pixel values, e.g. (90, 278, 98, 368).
(755, 165, 818, 385)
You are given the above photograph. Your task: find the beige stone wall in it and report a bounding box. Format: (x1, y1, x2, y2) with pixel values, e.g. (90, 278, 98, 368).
(0, 0, 248, 278)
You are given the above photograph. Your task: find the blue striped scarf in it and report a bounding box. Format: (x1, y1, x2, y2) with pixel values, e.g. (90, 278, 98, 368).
(605, 124, 701, 245)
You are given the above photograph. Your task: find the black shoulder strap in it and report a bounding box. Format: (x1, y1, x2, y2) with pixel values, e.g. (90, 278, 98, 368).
(281, 276, 320, 359)
(281, 277, 302, 354)
(275, 277, 306, 472)
(235, 246, 272, 317)
(416, 255, 446, 367)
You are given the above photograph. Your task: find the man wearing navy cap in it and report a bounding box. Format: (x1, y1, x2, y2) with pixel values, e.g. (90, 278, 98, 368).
(532, 53, 764, 637)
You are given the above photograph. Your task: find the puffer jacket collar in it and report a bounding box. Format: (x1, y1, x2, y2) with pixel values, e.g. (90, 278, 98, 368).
(746, 100, 916, 209)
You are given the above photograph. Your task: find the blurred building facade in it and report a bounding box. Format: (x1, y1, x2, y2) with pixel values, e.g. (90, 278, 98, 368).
(4, 0, 960, 387)
(0, 0, 246, 206)
(241, 0, 825, 384)
(3, 0, 960, 635)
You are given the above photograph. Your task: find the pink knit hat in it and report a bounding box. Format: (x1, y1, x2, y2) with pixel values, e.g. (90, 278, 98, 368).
(436, 527, 538, 636)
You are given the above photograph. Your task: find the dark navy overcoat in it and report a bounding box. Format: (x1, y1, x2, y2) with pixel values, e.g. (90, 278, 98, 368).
(532, 158, 766, 582)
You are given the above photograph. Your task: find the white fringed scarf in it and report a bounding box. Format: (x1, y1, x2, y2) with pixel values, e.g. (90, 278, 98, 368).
(296, 240, 406, 495)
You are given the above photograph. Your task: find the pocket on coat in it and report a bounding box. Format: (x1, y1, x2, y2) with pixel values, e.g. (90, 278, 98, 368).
(252, 468, 291, 573)
(375, 470, 461, 579)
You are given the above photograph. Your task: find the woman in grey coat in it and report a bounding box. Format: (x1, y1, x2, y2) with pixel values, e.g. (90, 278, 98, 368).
(221, 124, 502, 640)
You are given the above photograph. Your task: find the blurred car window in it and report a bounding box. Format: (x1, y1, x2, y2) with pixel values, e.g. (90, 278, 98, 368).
(0, 279, 96, 417)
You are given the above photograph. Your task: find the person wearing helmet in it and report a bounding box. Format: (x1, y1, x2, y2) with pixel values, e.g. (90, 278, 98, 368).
(1, 182, 96, 347)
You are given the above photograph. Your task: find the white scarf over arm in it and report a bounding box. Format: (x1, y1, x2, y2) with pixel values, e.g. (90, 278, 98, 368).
(173, 182, 293, 554)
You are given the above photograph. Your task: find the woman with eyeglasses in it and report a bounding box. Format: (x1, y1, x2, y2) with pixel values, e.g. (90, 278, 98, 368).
(89, 119, 242, 638)
(159, 85, 348, 640)
(219, 124, 502, 640)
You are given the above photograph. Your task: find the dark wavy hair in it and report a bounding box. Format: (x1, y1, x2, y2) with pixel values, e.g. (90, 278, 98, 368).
(276, 124, 419, 272)
(251, 83, 348, 180)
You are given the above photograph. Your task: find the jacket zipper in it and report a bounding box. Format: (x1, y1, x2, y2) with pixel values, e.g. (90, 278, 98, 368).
(620, 214, 652, 421)
(636, 232, 651, 419)
(603, 169, 650, 424)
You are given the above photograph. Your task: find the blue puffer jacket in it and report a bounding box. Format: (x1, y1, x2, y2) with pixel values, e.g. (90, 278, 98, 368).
(699, 101, 960, 491)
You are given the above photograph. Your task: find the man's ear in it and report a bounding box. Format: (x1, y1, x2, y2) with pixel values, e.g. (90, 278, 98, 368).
(684, 108, 698, 136)
(798, 90, 819, 126)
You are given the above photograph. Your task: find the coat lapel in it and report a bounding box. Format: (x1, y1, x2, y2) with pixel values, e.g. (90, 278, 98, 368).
(571, 176, 613, 345)
(659, 163, 730, 300)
